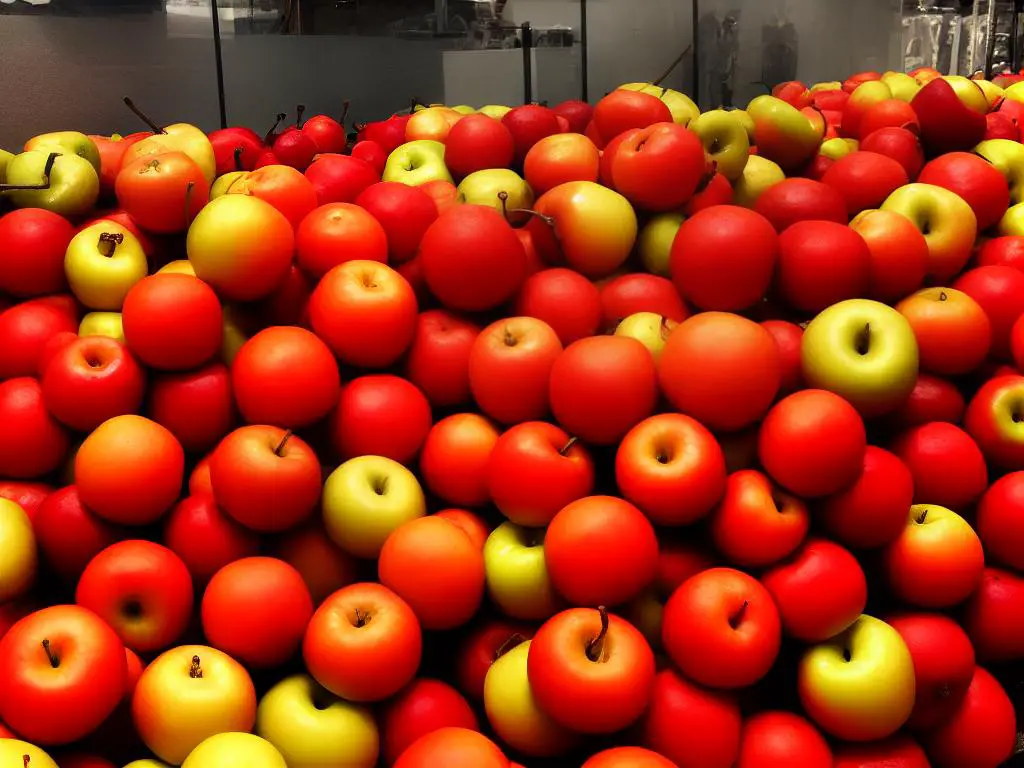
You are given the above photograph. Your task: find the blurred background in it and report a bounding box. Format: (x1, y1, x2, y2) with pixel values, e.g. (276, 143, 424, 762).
(0, 1, 1019, 149)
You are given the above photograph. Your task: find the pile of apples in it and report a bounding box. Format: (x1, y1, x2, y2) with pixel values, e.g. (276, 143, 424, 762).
(6, 62, 1024, 768)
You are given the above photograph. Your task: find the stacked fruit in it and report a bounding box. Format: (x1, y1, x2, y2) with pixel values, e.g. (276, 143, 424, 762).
(3, 65, 1024, 767)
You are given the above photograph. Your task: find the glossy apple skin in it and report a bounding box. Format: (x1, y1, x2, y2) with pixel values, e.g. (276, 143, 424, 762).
(162, 493, 259, 583)
(75, 540, 194, 653)
(911, 77, 987, 155)
(919, 152, 1010, 232)
(0, 604, 128, 745)
(148, 363, 235, 454)
(514, 268, 602, 346)
(976, 472, 1024, 570)
(860, 127, 925, 179)
(762, 538, 867, 642)
(978, 235, 1024, 270)
(330, 374, 431, 464)
(355, 182, 437, 263)
(965, 374, 1024, 469)
(404, 310, 479, 408)
(0, 208, 74, 297)
(754, 177, 846, 231)
(832, 735, 930, 768)
(963, 567, 1024, 662)
(606, 122, 708, 211)
(736, 711, 833, 768)
(527, 607, 656, 734)
(488, 421, 594, 528)
(420, 413, 500, 507)
(600, 273, 689, 329)
(954, 265, 1024, 360)
(393, 727, 508, 768)
(881, 183, 978, 282)
(888, 612, 975, 730)
(891, 422, 988, 510)
(820, 446, 914, 549)
(921, 666, 1017, 768)
(524, 133, 600, 196)
(295, 201, 388, 278)
(303, 583, 422, 703)
(305, 154, 379, 205)
(0, 295, 79, 380)
(116, 151, 210, 234)
(383, 678, 479, 765)
(821, 151, 909, 216)
(0, 378, 71, 480)
(583, 747, 677, 768)
(848, 209, 928, 302)
(775, 219, 872, 313)
(896, 288, 991, 376)
(642, 668, 742, 768)
(662, 568, 781, 689)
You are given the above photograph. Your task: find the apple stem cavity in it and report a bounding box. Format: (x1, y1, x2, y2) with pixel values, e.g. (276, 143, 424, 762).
(40, 638, 59, 668)
(559, 436, 579, 456)
(916, 509, 929, 525)
(233, 146, 245, 172)
(296, 104, 307, 130)
(23, 756, 31, 768)
(354, 608, 371, 628)
(585, 605, 610, 662)
(495, 632, 527, 660)
(98, 232, 124, 258)
(123, 97, 167, 134)
(189, 654, 203, 679)
(274, 430, 293, 457)
(652, 44, 693, 88)
(855, 323, 871, 356)
(0, 151, 58, 193)
(264, 113, 287, 145)
(728, 600, 748, 630)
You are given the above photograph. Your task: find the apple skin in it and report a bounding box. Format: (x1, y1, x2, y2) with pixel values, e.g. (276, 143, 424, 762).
(881, 183, 978, 282)
(918, 152, 1010, 232)
(180, 732, 287, 768)
(754, 177, 847, 231)
(820, 151, 909, 216)
(954, 265, 1024, 361)
(381, 678, 478, 765)
(801, 298, 918, 417)
(883, 504, 985, 609)
(524, 132, 600, 196)
(799, 614, 916, 741)
(0, 740, 59, 768)
(746, 95, 824, 170)
(833, 735, 930, 768)
(605, 122, 708, 212)
(637, 212, 684, 276)
(65, 220, 148, 312)
(163, 493, 259, 584)
(963, 567, 1024, 662)
(0, 207, 74, 298)
(0, 377, 71, 480)
(775, 219, 872, 314)
(483, 522, 564, 621)
(736, 711, 833, 768)
(0, 498, 36, 603)
(976, 472, 1024, 570)
(256, 674, 379, 768)
(4, 149, 100, 217)
(860, 126, 925, 180)
(733, 154, 785, 208)
(910, 77, 987, 155)
(392, 727, 508, 768)
(965, 374, 1024, 468)
(383, 140, 453, 186)
(890, 421, 988, 511)
(323, 455, 427, 559)
(690, 109, 750, 180)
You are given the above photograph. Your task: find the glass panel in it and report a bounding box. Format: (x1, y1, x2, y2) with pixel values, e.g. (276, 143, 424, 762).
(0, 1, 221, 147)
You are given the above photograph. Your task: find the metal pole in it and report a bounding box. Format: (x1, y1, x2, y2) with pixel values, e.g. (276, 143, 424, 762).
(692, 0, 700, 106)
(580, 0, 589, 101)
(209, 0, 228, 128)
(522, 22, 534, 104)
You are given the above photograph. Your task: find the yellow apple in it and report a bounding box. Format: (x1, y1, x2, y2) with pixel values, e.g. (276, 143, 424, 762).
(478, 105, 512, 120)
(182, 732, 287, 768)
(256, 674, 379, 768)
(638, 211, 685, 276)
(123, 761, 172, 768)
(0, 740, 58, 768)
(819, 137, 858, 160)
(64, 221, 148, 310)
(79, 311, 125, 342)
(457, 169, 533, 222)
(483, 522, 563, 621)
(798, 614, 915, 742)
(689, 109, 750, 181)
(810, 81, 843, 92)
(881, 71, 922, 102)
(942, 75, 990, 114)
(733, 154, 785, 208)
(975, 139, 1024, 206)
(157, 259, 197, 276)
(0, 498, 37, 602)
(25, 130, 101, 172)
(881, 183, 978, 281)
(618, 83, 700, 126)
(1000, 201, 1024, 236)
(484, 640, 578, 757)
(405, 107, 462, 143)
(210, 171, 246, 200)
(976, 79, 1005, 108)
(451, 105, 476, 115)
(615, 312, 677, 362)
(126, 121, 216, 184)
(322, 456, 426, 559)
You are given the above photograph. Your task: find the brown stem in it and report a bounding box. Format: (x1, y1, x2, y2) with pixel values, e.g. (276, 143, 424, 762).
(497, 190, 510, 221)
(296, 104, 307, 130)
(652, 44, 693, 87)
(98, 232, 124, 258)
(354, 608, 370, 628)
(183, 180, 195, 226)
(729, 600, 748, 629)
(939, 291, 948, 301)
(0, 151, 59, 193)
(339, 100, 351, 126)
(264, 113, 287, 145)
(916, 508, 929, 524)
(585, 606, 610, 662)
(495, 632, 527, 660)
(24, 756, 31, 768)
(559, 436, 579, 456)
(189, 655, 203, 679)
(123, 97, 167, 134)
(274, 430, 293, 457)
(507, 206, 556, 229)
(233, 146, 245, 172)
(41, 639, 59, 668)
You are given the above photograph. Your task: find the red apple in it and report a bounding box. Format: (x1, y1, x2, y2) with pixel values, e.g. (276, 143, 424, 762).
(457, 619, 534, 702)
(911, 77, 987, 155)
(304, 153, 379, 205)
(444, 114, 515, 178)
(848, 208, 929, 302)
(404, 309, 480, 408)
(0, 377, 71, 480)
(355, 182, 438, 264)
(753, 178, 847, 231)
(821, 151, 909, 215)
(859, 127, 925, 179)
(600, 273, 689, 329)
(890, 422, 988, 510)
(33, 485, 119, 582)
(351, 139, 387, 174)
(976, 472, 1024, 570)
(736, 711, 833, 768)
(963, 567, 1024, 662)
(148, 362, 235, 454)
(978, 235, 1024, 271)
(965, 374, 1024, 469)
(0, 295, 79, 380)
(775, 220, 872, 312)
(954, 265, 1024, 360)
(162, 493, 259, 583)
(0, 481, 52, 522)
(330, 374, 431, 464)
(833, 735, 930, 768)
(605, 122, 707, 211)
(919, 152, 1010, 231)
(860, 98, 920, 137)
(208, 126, 264, 175)
(501, 104, 562, 165)
(296, 201, 388, 278)
(553, 99, 593, 134)
(381, 678, 479, 766)
(514, 267, 602, 345)
(0, 208, 74, 298)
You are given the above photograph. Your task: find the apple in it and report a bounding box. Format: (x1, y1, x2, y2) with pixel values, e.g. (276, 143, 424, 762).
(272, 522, 357, 606)
(305, 153, 379, 204)
(523, 133, 600, 196)
(965, 374, 1024, 470)
(618, 82, 700, 126)
(975, 138, 1024, 206)
(2, 150, 100, 216)
(833, 735, 930, 768)
(380, 678, 477, 765)
(405, 106, 462, 143)
(600, 273, 689, 328)
(444, 113, 515, 178)
(799, 614, 915, 741)
(163, 493, 259, 584)
(330, 374, 431, 464)
(860, 126, 925, 179)
(910, 77, 987, 154)
(776, 220, 872, 313)
(0, 208, 74, 298)
(604, 122, 708, 211)
(883, 504, 985, 608)
(689, 109, 750, 180)
(322, 455, 426, 559)
(976, 472, 1024, 570)
(458, 169, 533, 221)
(0, 377, 71, 480)
(891, 421, 988, 511)
(848, 208, 929, 301)
(637, 211, 684, 276)
(746, 95, 824, 169)
(355, 181, 438, 263)
(515, 267, 603, 345)
(78, 311, 124, 342)
(732, 154, 785, 207)
(820, 151, 909, 216)
(483, 522, 563, 620)
(918, 152, 1010, 231)
(754, 178, 847, 231)
(303, 582, 422, 702)
(122, 110, 217, 184)
(736, 711, 833, 768)
(881, 183, 978, 281)
(383, 140, 452, 186)
(0, 498, 36, 602)
(0, 740, 59, 768)
(860, 97, 920, 136)
(64, 220, 148, 311)
(420, 413, 500, 507)
(393, 727, 508, 768)
(842, 80, 893, 138)
(180, 732, 287, 768)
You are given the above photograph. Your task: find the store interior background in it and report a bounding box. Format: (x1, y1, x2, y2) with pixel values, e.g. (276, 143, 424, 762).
(0, 0, 984, 149)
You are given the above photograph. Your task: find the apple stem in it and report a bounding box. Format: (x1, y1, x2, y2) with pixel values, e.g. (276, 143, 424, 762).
(559, 436, 578, 456)
(123, 97, 167, 134)
(0, 151, 59, 193)
(652, 44, 692, 87)
(189, 655, 203, 679)
(502, 199, 555, 230)
(497, 190, 510, 221)
(23, 756, 31, 768)
(495, 632, 527, 660)
(916, 509, 928, 524)
(585, 606, 610, 662)
(938, 291, 948, 301)
(503, 327, 518, 347)
(40, 639, 59, 668)
(264, 113, 287, 146)
(274, 430, 293, 457)
(296, 104, 307, 130)
(728, 600, 748, 630)
(339, 100, 351, 126)
(354, 608, 371, 628)
(98, 232, 124, 258)
(233, 146, 245, 172)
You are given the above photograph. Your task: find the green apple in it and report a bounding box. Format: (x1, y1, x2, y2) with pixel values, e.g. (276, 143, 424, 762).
(457, 169, 533, 222)
(881, 71, 921, 102)
(210, 171, 246, 200)
(819, 137, 858, 161)
(483, 522, 563, 621)
(256, 674, 378, 768)
(125, 121, 217, 184)
(483, 640, 578, 757)
(688, 109, 750, 180)
(638, 211, 684, 276)
(733, 154, 785, 208)
(810, 81, 843, 92)
(478, 104, 512, 120)
(0, 148, 13, 183)
(25, 130, 102, 173)
(801, 298, 919, 417)
(451, 104, 476, 115)
(383, 140, 453, 186)
(79, 311, 125, 342)
(798, 614, 916, 741)
(615, 312, 677, 362)
(322, 455, 426, 559)
(65, 221, 148, 311)
(619, 83, 700, 126)
(0, 498, 36, 603)
(181, 732, 287, 768)
(746, 95, 824, 170)
(2, 150, 100, 217)
(731, 109, 755, 142)
(976, 139, 1024, 206)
